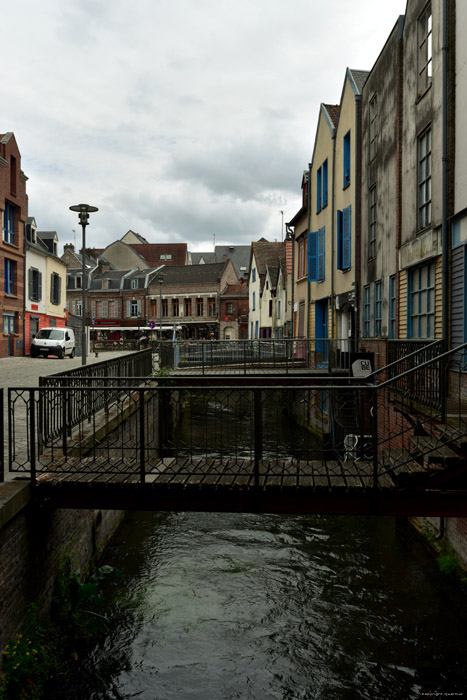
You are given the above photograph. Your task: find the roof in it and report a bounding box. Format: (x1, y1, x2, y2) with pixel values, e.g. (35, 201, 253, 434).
(251, 240, 284, 277)
(129, 243, 187, 267)
(220, 283, 249, 298)
(191, 252, 215, 265)
(214, 245, 251, 276)
(322, 103, 340, 127)
(347, 68, 370, 94)
(150, 262, 229, 286)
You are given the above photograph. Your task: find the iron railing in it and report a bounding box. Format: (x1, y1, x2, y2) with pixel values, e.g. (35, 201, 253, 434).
(160, 338, 353, 373)
(6, 343, 467, 492)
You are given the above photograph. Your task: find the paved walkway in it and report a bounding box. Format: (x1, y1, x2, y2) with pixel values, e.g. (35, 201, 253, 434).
(0, 351, 138, 482)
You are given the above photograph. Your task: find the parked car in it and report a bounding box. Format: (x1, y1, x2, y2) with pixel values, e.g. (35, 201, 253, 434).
(30, 327, 76, 358)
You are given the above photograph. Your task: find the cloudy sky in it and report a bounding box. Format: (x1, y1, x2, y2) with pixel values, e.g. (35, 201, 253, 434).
(5, 0, 407, 255)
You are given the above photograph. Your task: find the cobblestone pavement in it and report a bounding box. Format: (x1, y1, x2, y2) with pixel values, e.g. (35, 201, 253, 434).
(0, 351, 138, 482)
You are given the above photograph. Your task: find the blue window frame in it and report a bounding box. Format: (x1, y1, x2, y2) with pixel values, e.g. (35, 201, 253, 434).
(4, 259, 15, 295)
(389, 275, 396, 339)
(3, 203, 15, 245)
(316, 159, 328, 213)
(363, 285, 370, 337)
(250, 321, 253, 338)
(316, 167, 322, 213)
(343, 131, 351, 188)
(3, 314, 15, 334)
(408, 262, 435, 338)
(337, 206, 351, 271)
(255, 320, 258, 338)
(308, 227, 325, 282)
(374, 280, 382, 337)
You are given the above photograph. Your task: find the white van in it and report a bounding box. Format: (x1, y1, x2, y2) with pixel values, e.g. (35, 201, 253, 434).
(31, 327, 76, 359)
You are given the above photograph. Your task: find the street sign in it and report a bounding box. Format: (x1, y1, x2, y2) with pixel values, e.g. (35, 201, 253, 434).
(149, 321, 156, 329)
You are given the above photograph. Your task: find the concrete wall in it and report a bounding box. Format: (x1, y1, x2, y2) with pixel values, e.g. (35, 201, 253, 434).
(0, 483, 124, 653)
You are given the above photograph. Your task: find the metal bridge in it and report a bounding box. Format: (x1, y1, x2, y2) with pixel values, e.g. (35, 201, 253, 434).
(4, 340, 467, 516)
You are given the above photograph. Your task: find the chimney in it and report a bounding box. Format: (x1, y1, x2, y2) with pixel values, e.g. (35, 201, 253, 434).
(63, 243, 75, 253)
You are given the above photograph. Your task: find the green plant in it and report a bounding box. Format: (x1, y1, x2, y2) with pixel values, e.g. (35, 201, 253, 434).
(0, 605, 62, 700)
(437, 551, 459, 576)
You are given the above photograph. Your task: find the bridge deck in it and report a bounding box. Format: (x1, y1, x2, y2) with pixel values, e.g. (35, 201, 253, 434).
(34, 457, 467, 517)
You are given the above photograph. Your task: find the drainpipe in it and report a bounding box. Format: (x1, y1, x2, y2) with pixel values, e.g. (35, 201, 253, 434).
(441, 0, 448, 421)
(307, 162, 312, 346)
(331, 132, 336, 375)
(354, 93, 362, 355)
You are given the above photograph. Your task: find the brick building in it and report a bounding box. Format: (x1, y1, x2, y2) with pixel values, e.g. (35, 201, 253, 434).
(219, 282, 249, 339)
(0, 133, 28, 357)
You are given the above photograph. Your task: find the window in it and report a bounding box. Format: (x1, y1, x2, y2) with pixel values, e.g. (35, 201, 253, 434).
(208, 298, 216, 316)
(72, 300, 83, 316)
(226, 302, 234, 315)
(277, 300, 281, 318)
(150, 299, 157, 317)
(316, 159, 328, 213)
(3, 203, 15, 245)
(337, 207, 351, 271)
(418, 4, 432, 95)
(185, 298, 192, 316)
(255, 320, 258, 338)
(97, 301, 108, 318)
(298, 237, 307, 278)
(127, 299, 141, 317)
(172, 299, 179, 317)
(102, 279, 108, 290)
(160, 253, 172, 260)
(196, 298, 203, 316)
(76, 275, 82, 289)
(50, 273, 61, 305)
(252, 268, 256, 282)
(409, 262, 435, 338)
(369, 94, 378, 160)
(343, 131, 351, 187)
(389, 275, 396, 339)
(10, 156, 17, 195)
(5, 259, 16, 295)
(418, 128, 432, 229)
(3, 314, 15, 334)
(162, 299, 168, 317)
(28, 268, 42, 301)
(269, 300, 273, 317)
(369, 186, 376, 259)
(131, 279, 138, 289)
(252, 292, 256, 311)
(363, 285, 370, 338)
(109, 301, 119, 317)
(374, 280, 382, 337)
(250, 321, 253, 338)
(308, 228, 325, 282)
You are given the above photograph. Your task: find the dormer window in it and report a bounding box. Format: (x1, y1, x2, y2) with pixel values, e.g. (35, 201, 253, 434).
(131, 278, 138, 289)
(160, 253, 172, 260)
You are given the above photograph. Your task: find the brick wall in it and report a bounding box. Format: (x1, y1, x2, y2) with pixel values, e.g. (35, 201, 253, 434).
(0, 489, 124, 652)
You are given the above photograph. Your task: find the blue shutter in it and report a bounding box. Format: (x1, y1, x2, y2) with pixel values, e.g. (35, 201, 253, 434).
(308, 231, 318, 281)
(318, 227, 325, 281)
(342, 206, 351, 270)
(323, 159, 328, 207)
(337, 210, 343, 270)
(316, 168, 322, 213)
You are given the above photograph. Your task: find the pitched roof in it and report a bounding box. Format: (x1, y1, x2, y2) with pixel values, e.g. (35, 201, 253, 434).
(221, 283, 249, 298)
(347, 68, 370, 94)
(322, 103, 340, 127)
(129, 243, 187, 267)
(191, 252, 216, 265)
(251, 240, 284, 277)
(215, 245, 251, 276)
(150, 262, 229, 286)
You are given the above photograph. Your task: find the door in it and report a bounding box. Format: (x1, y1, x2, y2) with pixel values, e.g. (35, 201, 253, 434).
(30, 317, 39, 355)
(315, 298, 328, 366)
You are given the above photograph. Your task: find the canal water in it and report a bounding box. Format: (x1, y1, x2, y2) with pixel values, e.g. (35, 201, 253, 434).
(49, 394, 467, 698)
(50, 511, 467, 699)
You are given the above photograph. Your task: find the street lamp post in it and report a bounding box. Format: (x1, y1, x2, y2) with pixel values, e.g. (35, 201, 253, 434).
(158, 274, 163, 340)
(69, 204, 99, 365)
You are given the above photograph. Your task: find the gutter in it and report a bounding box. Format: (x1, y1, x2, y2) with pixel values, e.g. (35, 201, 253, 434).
(441, 0, 448, 343)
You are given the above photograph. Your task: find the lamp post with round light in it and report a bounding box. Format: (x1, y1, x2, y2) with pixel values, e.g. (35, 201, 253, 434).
(69, 204, 98, 365)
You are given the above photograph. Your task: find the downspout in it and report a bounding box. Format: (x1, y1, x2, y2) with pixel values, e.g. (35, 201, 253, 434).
(441, 0, 448, 425)
(330, 131, 336, 375)
(354, 93, 362, 355)
(442, 0, 448, 344)
(307, 162, 312, 343)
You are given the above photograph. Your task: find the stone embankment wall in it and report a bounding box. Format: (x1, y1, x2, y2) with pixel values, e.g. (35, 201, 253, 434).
(0, 483, 125, 653)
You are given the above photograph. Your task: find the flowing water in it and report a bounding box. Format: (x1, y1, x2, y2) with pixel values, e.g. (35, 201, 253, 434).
(49, 397, 467, 699)
(50, 511, 467, 699)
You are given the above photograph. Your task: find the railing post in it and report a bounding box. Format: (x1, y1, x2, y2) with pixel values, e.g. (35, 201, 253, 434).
(371, 388, 378, 491)
(139, 388, 145, 484)
(0, 388, 3, 482)
(61, 388, 68, 458)
(30, 389, 36, 485)
(254, 389, 262, 488)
